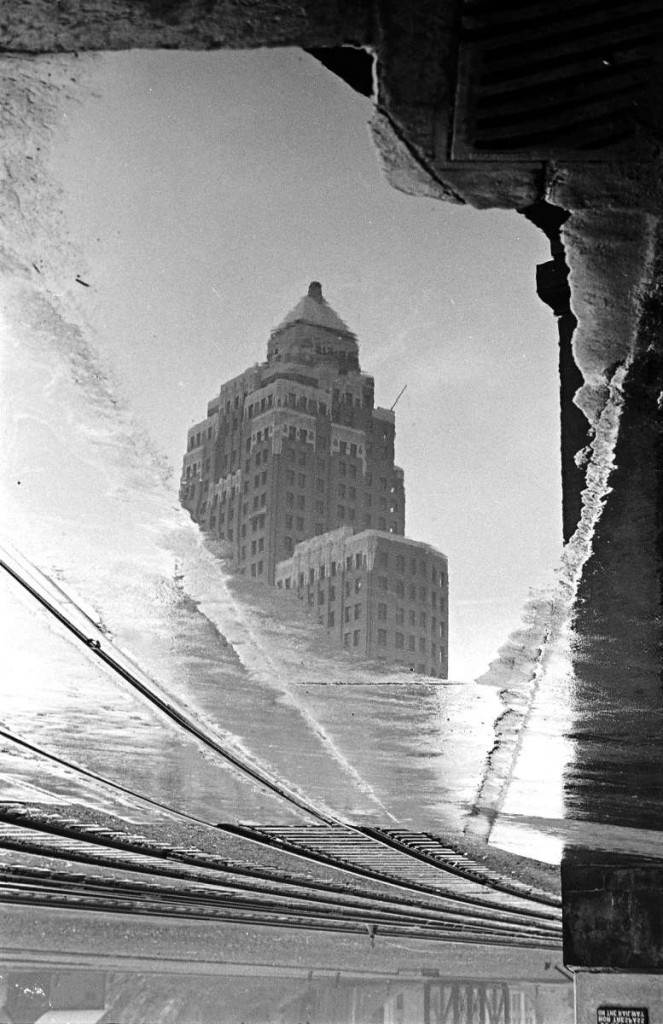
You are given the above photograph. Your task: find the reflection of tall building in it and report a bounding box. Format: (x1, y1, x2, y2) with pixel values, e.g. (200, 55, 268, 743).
(275, 527, 448, 677)
(180, 282, 448, 676)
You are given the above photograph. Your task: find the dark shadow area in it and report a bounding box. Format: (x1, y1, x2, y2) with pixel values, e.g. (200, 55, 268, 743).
(521, 200, 584, 543)
(306, 46, 375, 98)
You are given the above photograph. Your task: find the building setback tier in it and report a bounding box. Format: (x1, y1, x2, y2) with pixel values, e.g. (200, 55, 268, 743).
(275, 528, 448, 679)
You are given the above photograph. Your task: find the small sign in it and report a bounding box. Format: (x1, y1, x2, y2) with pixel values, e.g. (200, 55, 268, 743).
(598, 1009, 649, 1024)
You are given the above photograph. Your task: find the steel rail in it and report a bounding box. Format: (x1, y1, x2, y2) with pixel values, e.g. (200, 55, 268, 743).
(0, 870, 555, 941)
(0, 847, 559, 939)
(0, 887, 558, 948)
(2, 547, 559, 919)
(0, 813, 559, 937)
(0, 552, 336, 824)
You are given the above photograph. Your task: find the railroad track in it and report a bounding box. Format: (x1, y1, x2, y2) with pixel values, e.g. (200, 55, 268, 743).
(0, 803, 561, 947)
(1, 545, 561, 946)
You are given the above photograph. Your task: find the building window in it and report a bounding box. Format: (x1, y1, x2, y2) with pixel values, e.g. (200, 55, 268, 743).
(329, 585, 336, 602)
(309, 569, 315, 584)
(338, 484, 346, 497)
(257, 561, 263, 575)
(355, 553, 363, 570)
(296, 495, 305, 510)
(420, 611, 427, 628)
(408, 585, 416, 600)
(419, 587, 427, 601)
(408, 635, 415, 651)
(353, 630, 360, 647)
(344, 633, 351, 647)
(316, 479, 324, 492)
(331, 562, 337, 576)
(354, 579, 362, 593)
(318, 590, 325, 605)
(287, 470, 295, 484)
(296, 517, 305, 531)
(284, 536, 293, 553)
(339, 442, 347, 455)
(298, 451, 306, 465)
(338, 505, 345, 517)
(251, 540, 257, 555)
(396, 581, 404, 598)
(297, 473, 306, 487)
(250, 564, 256, 577)
(377, 629, 387, 646)
(344, 581, 351, 598)
(378, 603, 387, 621)
(346, 556, 353, 572)
(258, 538, 264, 552)
(286, 492, 294, 506)
(315, 522, 323, 534)
(327, 611, 335, 627)
(285, 577, 291, 589)
(338, 461, 346, 476)
(432, 643, 437, 660)
(354, 603, 361, 620)
(379, 477, 387, 490)
(285, 514, 293, 528)
(419, 637, 426, 654)
(315, 500, 324, 514)
(344, 607, 350, 623)
(378, 518, 386, 530)
(349, 486, 356, 500)
(378, 576, 388, 590)
(395, 633, 404, 649)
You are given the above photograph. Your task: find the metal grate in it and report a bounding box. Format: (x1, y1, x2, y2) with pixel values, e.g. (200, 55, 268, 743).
(452, 0, 663, 160)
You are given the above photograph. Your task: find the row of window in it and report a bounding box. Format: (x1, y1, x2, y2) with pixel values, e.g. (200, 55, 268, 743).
(286, 448, 308, 466)
(376, 579, 446, 604)
(375, 551, 446, 582)
(247, 392, 329, 419)
(188, 425, 213, 450)
(377, 631, 445, 660)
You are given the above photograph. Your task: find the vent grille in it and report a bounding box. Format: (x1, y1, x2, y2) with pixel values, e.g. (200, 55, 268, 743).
(452, 0, 663, 160)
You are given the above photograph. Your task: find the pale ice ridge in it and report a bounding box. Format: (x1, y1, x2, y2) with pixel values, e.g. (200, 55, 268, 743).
(468, 362, 629, 847)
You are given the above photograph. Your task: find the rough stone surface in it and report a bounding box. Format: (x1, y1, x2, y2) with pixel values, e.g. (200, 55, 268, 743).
(0, 0, 372, 52)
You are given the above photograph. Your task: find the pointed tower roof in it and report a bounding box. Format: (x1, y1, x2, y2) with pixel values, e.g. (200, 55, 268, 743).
(272, 281, 356, 338)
